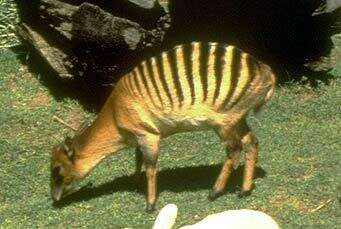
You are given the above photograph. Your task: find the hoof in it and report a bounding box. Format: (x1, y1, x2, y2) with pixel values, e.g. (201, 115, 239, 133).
(237, 190, 252, 198)
(146, 203, 156, 213)
(208, 189, 224, 201)
(237, 184, 255, 198)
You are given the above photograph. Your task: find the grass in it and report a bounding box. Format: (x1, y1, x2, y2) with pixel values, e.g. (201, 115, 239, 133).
(1, 1, 340, 227)
(0, 0, 19, 48)
(0, 47, 340, 228)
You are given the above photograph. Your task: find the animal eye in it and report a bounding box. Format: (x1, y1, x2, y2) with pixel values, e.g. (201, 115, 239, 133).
(52, 167, 64, 184)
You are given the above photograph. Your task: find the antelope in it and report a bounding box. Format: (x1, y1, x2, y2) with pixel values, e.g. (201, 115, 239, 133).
(50, 42, 276, 212)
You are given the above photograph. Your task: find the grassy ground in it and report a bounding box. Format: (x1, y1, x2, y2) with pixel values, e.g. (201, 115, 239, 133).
(1, 2, 340, 228)
(0, 47, 340, 228)
(0, 0, 19, 48)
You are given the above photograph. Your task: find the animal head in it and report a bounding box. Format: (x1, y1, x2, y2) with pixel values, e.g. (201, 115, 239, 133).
(50, 136, 80, 201)
(50, 121, 92, 201)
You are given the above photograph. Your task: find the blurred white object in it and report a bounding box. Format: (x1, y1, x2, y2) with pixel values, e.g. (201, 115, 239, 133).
(152, 204, 178, 229)
(180, 209, 280, 229)
(153, 204, 280, 229)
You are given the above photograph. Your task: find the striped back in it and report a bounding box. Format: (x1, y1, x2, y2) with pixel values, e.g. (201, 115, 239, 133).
(121, 42, 267, 111)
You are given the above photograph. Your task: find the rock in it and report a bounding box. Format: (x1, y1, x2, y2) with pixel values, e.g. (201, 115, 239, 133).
(15, 0, 168, 83)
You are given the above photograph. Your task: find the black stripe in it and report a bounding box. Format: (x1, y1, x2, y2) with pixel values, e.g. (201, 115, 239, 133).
(199, 42, 209, 101)
(213, 45, 226, 104)
(126, 74, 136, 97)
(156, 54, 174, 107)
(219, 47, 241, 110)
(146, 59, 164, 107)
(132, 69, 143, 97)
(168, 47, 184, 107)
(229, 54, 256, 107)
(137, 63, 155, 106)
(183, 43, 195, 105)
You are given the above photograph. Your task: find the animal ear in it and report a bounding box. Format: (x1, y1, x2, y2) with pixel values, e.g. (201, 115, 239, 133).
(63, 136, 74, 159)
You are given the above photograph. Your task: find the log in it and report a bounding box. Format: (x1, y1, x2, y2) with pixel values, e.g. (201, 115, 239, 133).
(15, 0, 169, 83)
(16, 23, 74, 78)
(38, 0, 77, 40)
(70, 3, 167, 80)
(72, 3, 162, 53)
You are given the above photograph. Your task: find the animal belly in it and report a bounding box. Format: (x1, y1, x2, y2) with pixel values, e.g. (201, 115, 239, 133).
(162, 118, 212, 137)
(151, 111, 222, 137)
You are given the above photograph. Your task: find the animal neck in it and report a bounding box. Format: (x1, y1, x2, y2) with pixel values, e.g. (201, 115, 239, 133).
(72, 99, 126, 177)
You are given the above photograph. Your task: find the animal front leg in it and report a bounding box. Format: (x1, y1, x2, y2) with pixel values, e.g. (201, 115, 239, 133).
(209, 126, 242, 200)
(209, 145, 241, 201)
(137, 134, 160, 213)
(145, 163, 157, 212)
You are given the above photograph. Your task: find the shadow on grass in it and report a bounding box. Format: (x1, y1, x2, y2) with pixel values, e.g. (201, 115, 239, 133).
(53, 164, 266, 208)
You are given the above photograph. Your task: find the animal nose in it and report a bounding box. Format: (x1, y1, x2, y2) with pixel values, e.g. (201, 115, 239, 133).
(51, 187, 63, 201)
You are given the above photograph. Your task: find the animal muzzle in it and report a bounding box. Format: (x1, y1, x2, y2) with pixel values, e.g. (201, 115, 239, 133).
(51, 186, 63, 201)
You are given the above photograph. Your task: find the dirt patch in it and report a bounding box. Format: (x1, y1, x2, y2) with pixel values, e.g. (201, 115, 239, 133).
(269, 189, 316, 214)
(65, 107, 86, 130)
(2, 75, 18, 91)
(27, 90, 51, 108)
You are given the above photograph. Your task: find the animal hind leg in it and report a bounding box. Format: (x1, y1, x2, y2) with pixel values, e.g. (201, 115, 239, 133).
(209, 126, 243, 201)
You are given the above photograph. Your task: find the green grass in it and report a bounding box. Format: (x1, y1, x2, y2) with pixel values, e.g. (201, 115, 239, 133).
(0, 0, 19, 48)
(0, 46, 340, 228)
